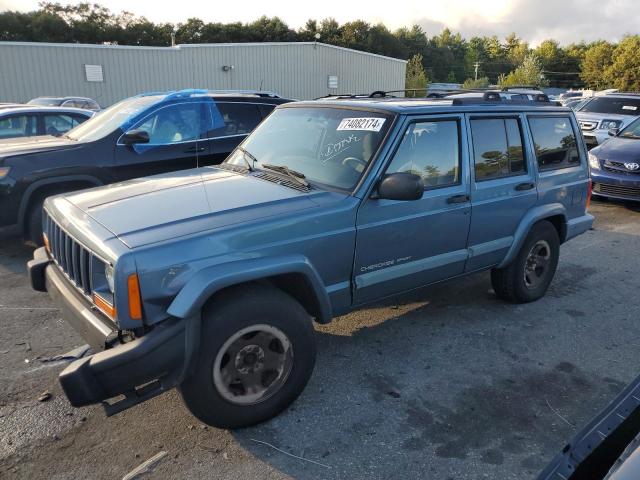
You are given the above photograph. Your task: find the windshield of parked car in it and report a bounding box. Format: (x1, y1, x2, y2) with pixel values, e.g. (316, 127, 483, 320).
(226, 106, 394, 190)
(65, 95, 162, 142)
(27, 98, 63, 107)
(578, 97, 640, 115)
(619, 118, 640, 139)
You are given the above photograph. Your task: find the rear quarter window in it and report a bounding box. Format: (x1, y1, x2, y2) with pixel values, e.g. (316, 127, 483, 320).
(528, 117, 581, 171)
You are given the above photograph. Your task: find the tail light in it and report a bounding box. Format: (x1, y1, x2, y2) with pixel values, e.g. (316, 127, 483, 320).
(586, 180, 592, 210)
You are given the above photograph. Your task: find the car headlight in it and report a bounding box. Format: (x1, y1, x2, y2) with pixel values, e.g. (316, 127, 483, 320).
(600, 120, 622, 130)
(105, 264, 115, 293)
(0, 167, 10, 179)
(588, 153, 600, 169)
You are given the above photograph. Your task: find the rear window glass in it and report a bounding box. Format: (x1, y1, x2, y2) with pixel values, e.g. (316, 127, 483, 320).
(579, 97, 640, 115)
(471, 118, 526, 181)
(209, 103, 262, 137)
(528, 117, 580, 171)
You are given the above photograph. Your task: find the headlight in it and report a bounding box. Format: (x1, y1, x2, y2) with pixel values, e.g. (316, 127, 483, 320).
(588, 153, 600, 169)
(105, 264, 115, 293)
(0, 167, 10, 179)
(600, 120, 622, 130)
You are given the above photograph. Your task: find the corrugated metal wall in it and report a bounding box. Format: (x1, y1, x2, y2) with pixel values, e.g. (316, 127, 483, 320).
(0, 42, 406, 106)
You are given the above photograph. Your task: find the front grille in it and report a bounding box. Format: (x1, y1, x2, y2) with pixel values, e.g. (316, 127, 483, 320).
(593, 182, 640, 199)
(603, 160, 640, 175)
(44, 212, 98, 296)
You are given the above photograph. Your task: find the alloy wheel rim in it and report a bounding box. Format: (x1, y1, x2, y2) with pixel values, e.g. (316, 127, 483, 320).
(213, 324, 293, 406)
(524, 240, 551, 289)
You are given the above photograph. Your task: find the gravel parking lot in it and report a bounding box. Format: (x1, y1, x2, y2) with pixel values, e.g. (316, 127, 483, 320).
(1, 199, 639, 480)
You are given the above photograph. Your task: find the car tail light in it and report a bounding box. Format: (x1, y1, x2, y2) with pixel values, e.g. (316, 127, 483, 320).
(586, 180, 592, 210)
(93, 292, 116, 320)
(127, 274, 143, 320)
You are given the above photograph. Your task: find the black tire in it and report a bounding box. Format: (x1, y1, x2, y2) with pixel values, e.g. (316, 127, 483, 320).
(179, 284, 316, 429)
(491, 220, 560, 303)
(26, 199, 45, 247)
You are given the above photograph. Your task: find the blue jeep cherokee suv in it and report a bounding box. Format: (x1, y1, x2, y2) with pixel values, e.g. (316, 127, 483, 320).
(28, 92, 594, 428)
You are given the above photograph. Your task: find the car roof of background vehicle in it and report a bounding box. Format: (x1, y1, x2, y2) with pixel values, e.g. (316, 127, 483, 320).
(0, 106, 94, 116)
(297, 91, 570, 115)
(136, 89, 288, 102)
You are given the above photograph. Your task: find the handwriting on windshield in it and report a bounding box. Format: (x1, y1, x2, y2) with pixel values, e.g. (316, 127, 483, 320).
(320, 134, 361, 164)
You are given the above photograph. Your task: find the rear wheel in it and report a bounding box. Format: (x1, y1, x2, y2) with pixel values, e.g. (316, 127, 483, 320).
(491, 220, 560, 303)
(179, 284, 316, 429)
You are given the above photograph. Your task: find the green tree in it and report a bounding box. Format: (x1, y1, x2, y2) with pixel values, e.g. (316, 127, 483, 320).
(405, 53, 428, 97)
(463, 77, 490, 89)
(581, 41, 615, 89)
(605, 36, 640, 91)
(499, 54, 548, 88)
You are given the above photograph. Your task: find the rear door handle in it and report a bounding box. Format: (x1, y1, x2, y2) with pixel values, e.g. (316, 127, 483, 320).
(447, 194, 470, 204)
(184, 146, 206, 153)
(515, 182, 535, 191)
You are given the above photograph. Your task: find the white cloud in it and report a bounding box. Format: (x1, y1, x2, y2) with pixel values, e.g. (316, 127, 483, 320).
(1, 0, 638, 44)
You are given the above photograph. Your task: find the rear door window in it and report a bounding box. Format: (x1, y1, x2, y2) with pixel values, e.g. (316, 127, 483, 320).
(528, 117, 580, 170)
(0, 114, 37, 139)
(209, 103, 262, 137)
(470, 118, 526, 181)
(44, 114, 84, 136)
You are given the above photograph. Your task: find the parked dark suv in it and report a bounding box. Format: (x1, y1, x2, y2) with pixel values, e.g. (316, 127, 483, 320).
(0, 89, 292, 243)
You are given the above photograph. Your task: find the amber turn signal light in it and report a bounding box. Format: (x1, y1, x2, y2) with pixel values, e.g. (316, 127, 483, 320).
(127, 274, 143, 320)
(42, 232, 50, 253)
(93, 292, 116, 320)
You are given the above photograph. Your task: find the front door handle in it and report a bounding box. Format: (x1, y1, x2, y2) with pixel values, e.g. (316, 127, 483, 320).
(184, 146, 206, 153)
(515, 182, 535, 191)
(447, 194, 470, 204)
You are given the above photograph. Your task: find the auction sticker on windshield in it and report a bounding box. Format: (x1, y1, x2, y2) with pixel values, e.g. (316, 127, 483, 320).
(337, 117, 386, 132)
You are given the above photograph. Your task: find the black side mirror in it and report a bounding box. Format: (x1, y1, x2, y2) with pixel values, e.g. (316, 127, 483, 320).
(376, 172, 424, 201)
(608, 128, 620, 137)
(122, 129, 150, 145)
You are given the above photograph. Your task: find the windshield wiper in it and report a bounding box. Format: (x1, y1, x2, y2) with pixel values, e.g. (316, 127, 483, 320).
(237, 147, 256, 171)
(262, 163, 309, 188)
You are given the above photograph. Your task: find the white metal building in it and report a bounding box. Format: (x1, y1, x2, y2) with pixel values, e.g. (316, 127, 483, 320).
(0, 41, 407, 106)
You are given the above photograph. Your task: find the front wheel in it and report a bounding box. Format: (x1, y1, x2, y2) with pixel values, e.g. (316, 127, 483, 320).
(179, 285, 316, 429)
(491, 220, 560, 303)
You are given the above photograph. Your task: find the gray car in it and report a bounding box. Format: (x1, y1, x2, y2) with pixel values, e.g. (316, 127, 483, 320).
(576, 93, 640, 149)
(27, 96, 101, 111)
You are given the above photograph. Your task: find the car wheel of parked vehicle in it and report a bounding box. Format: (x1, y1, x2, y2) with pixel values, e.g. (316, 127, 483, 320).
(491, 220, 559, 303)
(179, 284, 316, 429)
(27, 199, 45, 247)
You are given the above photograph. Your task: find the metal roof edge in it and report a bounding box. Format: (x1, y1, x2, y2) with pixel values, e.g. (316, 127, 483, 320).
(0, 40, 407, 63)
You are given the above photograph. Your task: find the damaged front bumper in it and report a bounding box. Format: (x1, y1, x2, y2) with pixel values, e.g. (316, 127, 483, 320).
(27, 247, 199, 415)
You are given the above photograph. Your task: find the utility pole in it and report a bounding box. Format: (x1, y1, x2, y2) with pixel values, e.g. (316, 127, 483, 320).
(474, 62, 480, 81)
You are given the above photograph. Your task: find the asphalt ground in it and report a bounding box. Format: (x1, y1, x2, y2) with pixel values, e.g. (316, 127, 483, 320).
(1, 199, 639, 480)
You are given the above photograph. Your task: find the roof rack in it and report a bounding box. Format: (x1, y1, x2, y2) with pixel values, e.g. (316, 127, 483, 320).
(604, 92, 640, 97)
(450, 91, 558, 105)
(501, 86, 541, 91)
(138, 89, 282, 100)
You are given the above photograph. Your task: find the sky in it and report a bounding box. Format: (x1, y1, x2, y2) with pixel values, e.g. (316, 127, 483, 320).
(1, 0, 638, 45)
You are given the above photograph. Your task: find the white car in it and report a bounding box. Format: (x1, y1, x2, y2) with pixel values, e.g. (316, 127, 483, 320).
(0, 106, 93, 141)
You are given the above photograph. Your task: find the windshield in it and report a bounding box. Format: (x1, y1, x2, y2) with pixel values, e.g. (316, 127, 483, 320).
(65, 95, 162, 142)
(27, 98, 63, 107)
(578, 97, 640, 115)
(226, 107, 394, 190)
(619, 118, 640, 139)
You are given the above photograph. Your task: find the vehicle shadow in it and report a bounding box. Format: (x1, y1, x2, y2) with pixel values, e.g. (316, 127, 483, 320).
(230, 264, 626, 480)
(0, 234, 34, 276)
